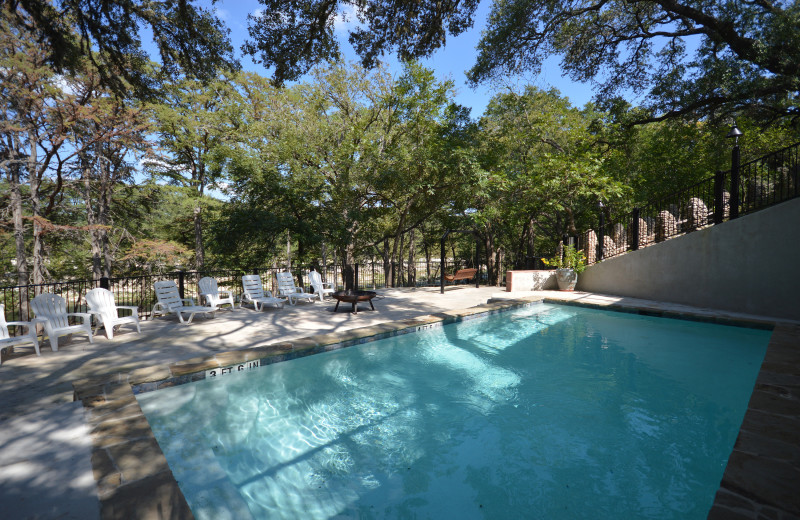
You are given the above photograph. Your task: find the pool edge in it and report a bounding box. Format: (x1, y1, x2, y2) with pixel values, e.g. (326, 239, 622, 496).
(72, 296, 800, 519)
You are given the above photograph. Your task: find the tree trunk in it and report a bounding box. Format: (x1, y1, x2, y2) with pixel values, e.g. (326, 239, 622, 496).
(322, 241, 328, 281)
(496, 248, 504, 286)
(481, 229, 497, 286)
(343, 242, 356, 290)
(407, 228, 416, 287)
(8, 155, 29, 319)
(28, 129, 46, 286)
(397, 233, 405, 286)
(424, 242, 431, 282)
(81, 151, 103, 279)
(193, 205, 205, 269)
(382, 239, 390, 289)
(526, 217, 537, 269)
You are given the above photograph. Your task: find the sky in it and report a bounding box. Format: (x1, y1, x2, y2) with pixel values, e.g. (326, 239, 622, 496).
(202, 0, 599, 118)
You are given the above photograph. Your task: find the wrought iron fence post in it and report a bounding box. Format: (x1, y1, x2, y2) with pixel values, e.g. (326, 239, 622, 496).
(730, 144, 741, 219)
(727, 122, 743, 219)
(631, 208, 640, 251)
(598, 212, 605, 261)
(100, 276, 110, 290)
(714, 170, 725, 224)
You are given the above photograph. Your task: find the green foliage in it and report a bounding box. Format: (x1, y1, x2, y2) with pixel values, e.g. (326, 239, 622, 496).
(469, 0, 800, 124)
(3, 0, 798, 286)
(8, 0, 238, 97)
(542, 245, 586, 273)
(240, 0, 800, 124)
(243, 0, 478, 85)
(474, 86, 628, 268)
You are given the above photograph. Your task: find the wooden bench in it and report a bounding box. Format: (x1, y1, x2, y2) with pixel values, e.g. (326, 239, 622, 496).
(443, 268, 478, 283)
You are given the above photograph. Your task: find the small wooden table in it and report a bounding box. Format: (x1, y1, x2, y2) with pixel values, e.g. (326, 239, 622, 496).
(331, 290, 377, 314)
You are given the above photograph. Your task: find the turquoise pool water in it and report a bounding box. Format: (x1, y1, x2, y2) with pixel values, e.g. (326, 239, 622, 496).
(137, 303, 771, 519)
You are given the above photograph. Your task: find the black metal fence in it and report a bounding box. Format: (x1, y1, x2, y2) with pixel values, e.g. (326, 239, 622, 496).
(577, 141, 800, 262)
(1, 258, 490, 323)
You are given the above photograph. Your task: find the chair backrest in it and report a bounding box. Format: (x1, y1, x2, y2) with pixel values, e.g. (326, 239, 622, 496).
(308, 271, 324, 293)
(30, 293, 70, 329)
(275, 272, 297, 296)
(1, 304, 9, 339)
(242, 275, 266, 300)
(86, 287, 119, 323)
(154, 280, 183, 309)
(86, 288, 116, 311)
(198, 277, 219, 297)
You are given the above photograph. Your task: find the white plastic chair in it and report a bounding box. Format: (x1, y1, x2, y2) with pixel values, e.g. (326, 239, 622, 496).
(198, 277, 236, 310)
(241, 275, 285, 310)
(276, 272, 317, 305)
(30, 293, 93, 352)
(308, 270, 335, 302)
(85, 288, 141, 339)
(152, 280, 216, 324)
(1, 304, 42, 364)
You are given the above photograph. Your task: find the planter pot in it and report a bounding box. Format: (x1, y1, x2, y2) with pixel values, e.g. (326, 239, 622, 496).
(556, 268, 578, 291)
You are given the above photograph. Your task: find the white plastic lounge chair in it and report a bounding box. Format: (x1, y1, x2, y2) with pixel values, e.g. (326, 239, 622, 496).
(308, 270, 335, 302)
(1, 304, 42, 364)
(85, 288, 141, 340)
(198, 277, 236, 310)
(30, 293, 93, 352)
(275, 271, 317, 305)
(152, 280, 216, 324)
(241, 275, 285, 310)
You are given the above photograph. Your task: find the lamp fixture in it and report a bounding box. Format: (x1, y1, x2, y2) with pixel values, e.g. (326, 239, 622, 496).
(726, 121, 744, 143)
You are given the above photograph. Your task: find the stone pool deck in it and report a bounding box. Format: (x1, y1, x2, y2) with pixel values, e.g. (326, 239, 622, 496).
(1, 287, 798, 519)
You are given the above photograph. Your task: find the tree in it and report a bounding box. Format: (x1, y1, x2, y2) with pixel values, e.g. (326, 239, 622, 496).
(371, 62, 480, 286)
(218, 64, 398, 286)
(471, 0, 800, 124)
(149, 76, 240, 269)
(244, 0, 478, 85)
(3, 0, 237, 97)
(475, 87, 626, 275)
(245, 0, 799, 124)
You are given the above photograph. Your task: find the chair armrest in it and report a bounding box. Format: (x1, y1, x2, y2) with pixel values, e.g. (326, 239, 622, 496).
(4, 321, 36, 334)
(67, 312, 92, 323)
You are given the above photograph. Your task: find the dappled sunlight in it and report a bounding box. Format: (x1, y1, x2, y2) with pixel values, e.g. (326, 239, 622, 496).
(0, 402, 98, 519)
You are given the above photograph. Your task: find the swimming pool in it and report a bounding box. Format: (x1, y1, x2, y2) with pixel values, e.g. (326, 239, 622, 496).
(137, 303, 771, 519)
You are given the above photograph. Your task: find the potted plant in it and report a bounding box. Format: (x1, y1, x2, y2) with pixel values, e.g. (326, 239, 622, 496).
(543, 245, 587, 291)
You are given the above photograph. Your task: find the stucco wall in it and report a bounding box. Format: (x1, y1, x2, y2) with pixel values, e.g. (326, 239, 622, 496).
(506, 270, 557, 291)
(576, 197, 800, 321)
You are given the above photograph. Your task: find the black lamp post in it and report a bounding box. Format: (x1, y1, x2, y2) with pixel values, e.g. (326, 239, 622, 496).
(727, 121, 743, 219)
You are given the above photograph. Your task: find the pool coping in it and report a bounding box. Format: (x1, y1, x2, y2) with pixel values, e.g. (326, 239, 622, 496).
(72, 296, 800, 519)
